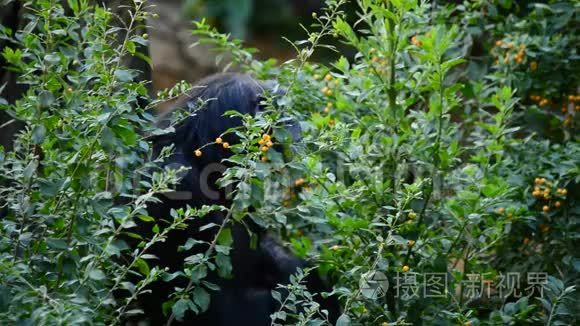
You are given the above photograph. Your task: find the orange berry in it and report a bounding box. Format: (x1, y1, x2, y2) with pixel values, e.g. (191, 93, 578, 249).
(222, 142, 230, 149)
(554, 201, 561, 208)
(260, 146, 268, 152)
(258, 139, 265, 145)
(262, 133, 271, 141)
(532, 190, 540, 197)
(542, 205, 550, 212)
(261, 156, 268, 162)
(523, 237, 530, 245)
(215, 137, 223, 144)
(507, 42, 514, 48)
(411, 35, 422, 47)
(266, 140, 273, 147)
(194, 149, 202, 157)
(294, 178, 305, 187)
(495, 40, 503, 47)
(324, 73, 332, 81)
(322, 86, 330, 95)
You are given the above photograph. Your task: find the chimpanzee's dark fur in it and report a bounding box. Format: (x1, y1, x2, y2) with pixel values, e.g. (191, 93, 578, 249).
(130, 73, 340, 325)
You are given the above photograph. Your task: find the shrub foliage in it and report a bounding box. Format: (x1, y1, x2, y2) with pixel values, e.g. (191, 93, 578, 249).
(0, 0, 578, 325)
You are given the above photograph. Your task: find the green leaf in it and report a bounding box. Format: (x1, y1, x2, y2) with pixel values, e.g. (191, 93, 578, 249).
(336, 314, 351, 326)
(217, 228, 233, 247)
(171, 298, 191, 322)
(46, 238, 68, 250)
(88, 269, 106, 281)
(114, 69, 133, 82)
(38, 91, 55, 107)
(135, 258, 150, 276)
(32, 124, 46, 144)
(193, 287, 210, 312)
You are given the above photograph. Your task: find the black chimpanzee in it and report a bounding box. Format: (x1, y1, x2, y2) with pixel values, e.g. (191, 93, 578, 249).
(129, 73, 340, 325)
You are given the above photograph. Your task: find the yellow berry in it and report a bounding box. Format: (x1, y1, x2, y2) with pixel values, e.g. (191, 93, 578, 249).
(262, 133, 271, 141)
(530, 61, 538, 71)
(495, 40, 503, 47)
(408, 211, 417, 219)
(330, 245, 339, 251)
(222, 142, 230, 149)
(313, 74, 321, 80)
(407, 240, 415, 248)
(324, 107, 331, 113)
(402, 265, 410, 273)
(266, 140, 273, 147)
(497, 207, 505, 214)
(261, 146, 269, 152)
(326, 102, 333, 108)
(294, 178, 305, 187)
(258, 139, 266, 145)
(194, 149, 202, 157)
(324, 73, 332, 81)
(261, 156, 268, 162)
(215, 137, 223, 144)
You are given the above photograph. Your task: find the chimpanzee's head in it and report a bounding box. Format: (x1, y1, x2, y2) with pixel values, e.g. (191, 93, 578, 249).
(156, 73, 298, 162)
(153, 73, 299, 203)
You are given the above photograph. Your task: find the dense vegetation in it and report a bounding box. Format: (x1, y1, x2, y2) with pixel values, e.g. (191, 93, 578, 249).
(0, 0, 578, 325)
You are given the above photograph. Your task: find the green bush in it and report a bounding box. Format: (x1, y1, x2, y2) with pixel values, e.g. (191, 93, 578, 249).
(1, 0, 578, 325)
